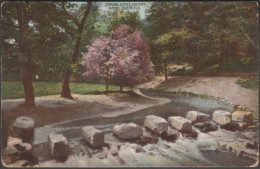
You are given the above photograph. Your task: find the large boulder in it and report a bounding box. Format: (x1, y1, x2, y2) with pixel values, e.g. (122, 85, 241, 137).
(12, 116, 35, 142)
(113, 123, 143, 140)
(232, 111, 253, 124)
(81, 126, 104, 147)
(144, 115, 168, 135)
(48, 133, 69, 159)
(168, 116, 192, 133)
(186, 111, 210, 123)
(212, 110, 231, 125)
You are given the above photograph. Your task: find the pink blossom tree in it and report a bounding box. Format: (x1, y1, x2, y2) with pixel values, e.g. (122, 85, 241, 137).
(81, 36, 113, 91)
(81, 25, 154, 91)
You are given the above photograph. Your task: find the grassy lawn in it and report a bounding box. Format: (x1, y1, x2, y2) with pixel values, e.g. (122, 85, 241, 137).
(2, 81, 129, 99)
(236, 79, 259, 90)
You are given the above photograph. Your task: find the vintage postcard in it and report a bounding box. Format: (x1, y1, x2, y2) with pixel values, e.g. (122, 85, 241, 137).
(1, 1, 259, 167)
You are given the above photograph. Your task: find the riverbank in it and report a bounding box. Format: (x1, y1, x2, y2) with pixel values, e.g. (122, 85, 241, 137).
(138, 76, 259, 117)
(2, 91, 170, 128)
(2, 81, 258, 167)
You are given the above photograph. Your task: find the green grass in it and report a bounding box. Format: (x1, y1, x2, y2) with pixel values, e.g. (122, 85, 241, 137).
(1, 81, 129, 99)
(140, 88, 199, 97)
(236, 79, 259, 90)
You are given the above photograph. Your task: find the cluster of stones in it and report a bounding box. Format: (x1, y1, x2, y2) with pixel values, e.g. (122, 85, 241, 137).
(213, 110, 255, 131)
(6, 109, 257, 164)
(4, 116, 38, 167)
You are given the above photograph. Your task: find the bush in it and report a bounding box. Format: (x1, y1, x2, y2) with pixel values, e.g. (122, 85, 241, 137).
(236, 79, 259, 90)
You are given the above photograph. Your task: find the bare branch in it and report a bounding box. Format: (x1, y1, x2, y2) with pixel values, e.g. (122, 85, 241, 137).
(62, 2, 80, 27)
(78, 2, 92, 31)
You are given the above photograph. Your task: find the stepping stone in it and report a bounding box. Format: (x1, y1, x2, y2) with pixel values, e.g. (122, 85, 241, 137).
(236, 148, 258, 159)
(161, 127, 179, 141)
(144, 115, 168, 135)
(220, 122, 240, 132)
(194, 121, 218, 132)
(213, 110, 231, 125)
(81, 126, 104, 147)
(236, 122, 248, 130)
(186, 111, 210, 123)
(245, 140, 258, 149)
(113, 123, 143, 140)
(168, 116, 192, 133)
(5, 137, 32, 155)
(232, 111, 253, 124)
(12, 116, 35, 142)
(48, 133, 69, 159)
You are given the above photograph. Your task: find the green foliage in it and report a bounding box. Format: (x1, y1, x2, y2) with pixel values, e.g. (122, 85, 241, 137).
(155, 28, 194, 61)
(198, 65, 218, 74)
(223, 57, 258, 73)
(95, 9, 143, 36)
(2, 2, 98, 80)
(140, 88, 199, 97)
(236, 79, 259, 90)
(169, 68, 194, 76)
(2, 1, 258, 86)
(2, 81, 130, 99)
(1, 2, 72, 76)
(145, 2, 258, 73)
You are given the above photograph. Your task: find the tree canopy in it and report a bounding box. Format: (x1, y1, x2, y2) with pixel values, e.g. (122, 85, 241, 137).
(1, 1, 258, 106)
(144, 1, 258, 79)
(81, 25, 154, 90)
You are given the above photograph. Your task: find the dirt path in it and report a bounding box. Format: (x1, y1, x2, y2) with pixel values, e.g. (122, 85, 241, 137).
(1, 92, 170, 128)
(138, 76, 258, 115)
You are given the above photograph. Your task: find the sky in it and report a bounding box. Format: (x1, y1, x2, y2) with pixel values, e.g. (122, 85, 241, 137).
(74, 2, 153, 20)
(97, 2, 153, 20)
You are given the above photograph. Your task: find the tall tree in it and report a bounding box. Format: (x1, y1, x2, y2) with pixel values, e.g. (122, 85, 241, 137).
(145, 2, 183, 80)
(2, 2, 69, 106)
(155, 27, 194, 78)
(60, 2, 92, 99)
(145, 2, 258, 76)
(96, 9, 144, 36)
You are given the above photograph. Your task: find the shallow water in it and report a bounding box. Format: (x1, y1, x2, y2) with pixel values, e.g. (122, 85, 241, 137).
(34, 95, 233, 143)
(201, 151, 256, 167)
(32, 94, 257, 167)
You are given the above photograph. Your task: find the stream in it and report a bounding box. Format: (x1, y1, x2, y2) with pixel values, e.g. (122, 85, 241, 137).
(32, 93, 257, 167)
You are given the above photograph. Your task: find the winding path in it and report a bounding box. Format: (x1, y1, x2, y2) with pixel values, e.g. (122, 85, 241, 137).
(138, 76, 258, 115)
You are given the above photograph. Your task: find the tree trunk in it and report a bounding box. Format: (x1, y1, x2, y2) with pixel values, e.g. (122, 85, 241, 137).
(218, 32, 225, 75)
(217, 59, 223, 75)
(18, 5, 35, 106)
(106, 82, 109, 92)
(2, 112, 10, 148)
(61, 36, 81, 99)
(61, 2, 92, 99)
(193, 64, 199, 75)
(164, 61, 168, 81)
(120, 86, 123, 92)
(217, 63, 222, 74)
(21, 68, 35, 106)
(61, 70, 73, 99)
